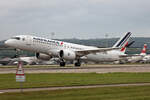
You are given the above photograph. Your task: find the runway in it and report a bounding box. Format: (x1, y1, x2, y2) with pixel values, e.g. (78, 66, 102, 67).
(0, 82, 150, 93)
(0, 64, 150, 73)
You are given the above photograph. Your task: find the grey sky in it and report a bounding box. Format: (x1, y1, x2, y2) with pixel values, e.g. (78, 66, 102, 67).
(0, 0, 150, 40)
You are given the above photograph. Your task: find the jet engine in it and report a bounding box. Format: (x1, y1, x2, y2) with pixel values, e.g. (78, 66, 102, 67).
(36, 53, 52, 61)
(59, 50, 76, 60)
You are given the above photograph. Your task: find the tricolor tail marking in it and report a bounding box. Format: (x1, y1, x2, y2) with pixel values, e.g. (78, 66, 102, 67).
(140, 44, 147, 55)
(113, 32, 132, 48)
(120, 42, 128, 52)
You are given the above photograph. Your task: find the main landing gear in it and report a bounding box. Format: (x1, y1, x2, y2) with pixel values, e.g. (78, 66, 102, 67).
(60, 61, 66, 66)
(59, 58, 66, 66)
(74, 59, 81, 67)
(59, 59, 81, 67)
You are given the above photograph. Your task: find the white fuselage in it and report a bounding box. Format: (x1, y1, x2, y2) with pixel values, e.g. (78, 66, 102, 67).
(127, 56, 143, 63)
(142, 55, 150, 62)
(5, 35, 125, 62)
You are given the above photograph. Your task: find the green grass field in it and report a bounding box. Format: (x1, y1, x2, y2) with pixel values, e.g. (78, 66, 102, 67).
(1, 85, 150, 100)
(1, 73, 150, 89)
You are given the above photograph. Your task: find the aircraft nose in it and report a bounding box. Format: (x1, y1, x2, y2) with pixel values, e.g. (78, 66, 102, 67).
(4, 40, 11, 46)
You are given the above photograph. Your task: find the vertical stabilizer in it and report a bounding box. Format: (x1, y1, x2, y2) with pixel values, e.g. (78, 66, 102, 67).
(120, 42, 128, 53)
(113, 32, 132, 48)
(140, 44, 147, 56)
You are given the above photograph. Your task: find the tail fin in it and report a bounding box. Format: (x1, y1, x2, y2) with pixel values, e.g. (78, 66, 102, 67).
(140, 44, 147, 55)
(120, 42, 128, 53)
(113, 32, 132, 48)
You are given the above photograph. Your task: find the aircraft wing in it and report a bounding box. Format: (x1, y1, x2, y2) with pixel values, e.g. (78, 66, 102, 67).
(76, 47, 120, 57)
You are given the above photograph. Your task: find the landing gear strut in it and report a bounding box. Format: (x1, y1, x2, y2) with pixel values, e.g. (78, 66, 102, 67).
(59, 58, 66, 67)
(74, 59, 81, 67)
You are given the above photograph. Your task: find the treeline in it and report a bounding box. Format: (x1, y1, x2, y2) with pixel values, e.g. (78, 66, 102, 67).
(0, 37, 149, 48)
(59, 37, 150, 49)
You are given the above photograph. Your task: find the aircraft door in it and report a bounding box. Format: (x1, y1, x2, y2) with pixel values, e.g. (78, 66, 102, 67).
(25, 36, 32, 46)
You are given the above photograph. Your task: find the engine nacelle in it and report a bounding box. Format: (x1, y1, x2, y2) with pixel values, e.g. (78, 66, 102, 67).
(36, 53, 52, 61)
(59, 50, 76, 60)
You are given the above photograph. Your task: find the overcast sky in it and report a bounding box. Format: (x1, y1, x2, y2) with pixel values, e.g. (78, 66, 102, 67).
(0, 0, 150, 40)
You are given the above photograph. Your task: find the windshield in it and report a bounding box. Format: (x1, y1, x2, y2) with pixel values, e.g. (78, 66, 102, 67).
(11, 37, 21, 40)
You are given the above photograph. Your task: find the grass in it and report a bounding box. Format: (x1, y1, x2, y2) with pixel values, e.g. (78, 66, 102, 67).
(0, 73, 150, 89)
(1, 85, 150, 100)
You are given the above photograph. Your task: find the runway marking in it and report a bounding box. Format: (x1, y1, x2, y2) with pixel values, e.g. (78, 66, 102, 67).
(0, 83, 150, 93)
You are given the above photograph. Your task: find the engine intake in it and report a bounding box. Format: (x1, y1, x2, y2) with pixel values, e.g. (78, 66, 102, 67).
(36, 53, 52, 61)
(59, 50, 76, 60)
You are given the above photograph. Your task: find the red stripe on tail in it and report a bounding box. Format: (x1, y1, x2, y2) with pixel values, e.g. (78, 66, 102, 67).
(141, 44, 147, 53)
(120, 42, 128, 52)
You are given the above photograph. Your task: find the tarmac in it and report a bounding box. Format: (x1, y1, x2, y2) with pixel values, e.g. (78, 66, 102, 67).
(0, 64, 150, 73)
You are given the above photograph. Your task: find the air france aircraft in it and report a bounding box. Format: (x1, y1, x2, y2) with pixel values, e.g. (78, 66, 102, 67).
(127, 44, 148, 63)
(5, 32, 132, 66)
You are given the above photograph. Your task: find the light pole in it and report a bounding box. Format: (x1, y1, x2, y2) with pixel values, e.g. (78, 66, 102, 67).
(105, 33, 109, 47)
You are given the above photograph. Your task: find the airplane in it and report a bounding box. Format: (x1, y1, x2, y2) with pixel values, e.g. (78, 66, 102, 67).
(10, 56, 59, 65)
(120, 44, 147, 63)
(142, 55, 150, 63)
(140, 44, 150, 63)
(18, 56, 37, 65)
(5, 32, 132, 66)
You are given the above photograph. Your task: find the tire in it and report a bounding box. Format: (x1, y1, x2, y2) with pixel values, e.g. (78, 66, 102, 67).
(60, 62, 66, 67)
(75, 62, 81, 67)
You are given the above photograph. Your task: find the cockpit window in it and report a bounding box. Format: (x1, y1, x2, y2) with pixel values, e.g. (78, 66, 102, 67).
(11, 37, 21, 40)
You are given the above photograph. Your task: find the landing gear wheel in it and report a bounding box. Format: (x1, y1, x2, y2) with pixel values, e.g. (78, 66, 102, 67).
(75, 62, 81, 67)
(60, 61, 66, 67)
(74, 59, 81, 67)
(59, 57, 66, 67)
